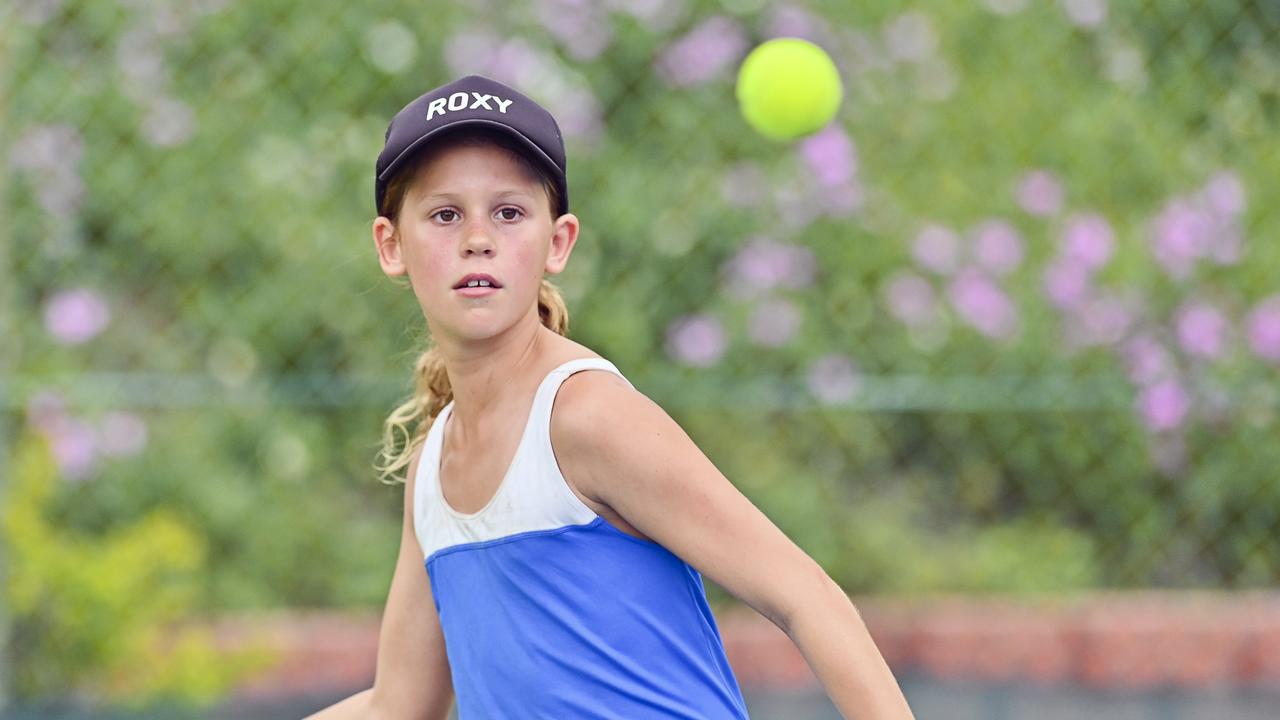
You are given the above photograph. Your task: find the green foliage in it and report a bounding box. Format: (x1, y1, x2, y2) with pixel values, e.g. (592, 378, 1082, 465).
(2, 430, 275, 706)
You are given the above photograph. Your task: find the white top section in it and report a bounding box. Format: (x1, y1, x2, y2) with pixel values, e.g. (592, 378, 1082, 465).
(413, 357, 635, 561)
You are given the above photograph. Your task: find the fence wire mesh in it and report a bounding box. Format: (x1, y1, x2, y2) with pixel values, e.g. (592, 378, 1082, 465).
(3, 0, 1280, 710)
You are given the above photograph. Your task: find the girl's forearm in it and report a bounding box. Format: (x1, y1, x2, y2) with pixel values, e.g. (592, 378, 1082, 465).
(784, 586, 917, 720)
(303, 687, 374, 720)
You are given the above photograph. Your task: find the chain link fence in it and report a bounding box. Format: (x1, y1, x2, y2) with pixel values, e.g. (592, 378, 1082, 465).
(4, 0, 1279, 712)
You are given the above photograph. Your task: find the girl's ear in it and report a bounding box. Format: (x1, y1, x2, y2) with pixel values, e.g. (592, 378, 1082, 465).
(373, 216, 407, 276)
(545, 212, 580, 276)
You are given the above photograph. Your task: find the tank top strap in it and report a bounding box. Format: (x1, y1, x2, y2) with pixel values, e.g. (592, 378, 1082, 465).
(531, 358, 634, 428)
(520, 357, 634, 516)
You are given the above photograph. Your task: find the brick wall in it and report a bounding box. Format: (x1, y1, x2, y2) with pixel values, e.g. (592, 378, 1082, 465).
(199, 591, 1280, 702)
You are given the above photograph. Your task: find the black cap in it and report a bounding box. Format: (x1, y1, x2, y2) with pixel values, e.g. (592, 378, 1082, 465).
(375, 74, 568, 218)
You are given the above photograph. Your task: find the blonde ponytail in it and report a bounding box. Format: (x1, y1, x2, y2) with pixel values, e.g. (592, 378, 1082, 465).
(373, 277, 571, 486)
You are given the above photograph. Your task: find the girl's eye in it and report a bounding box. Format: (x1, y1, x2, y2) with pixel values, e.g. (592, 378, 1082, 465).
(430, 207, 519, 221)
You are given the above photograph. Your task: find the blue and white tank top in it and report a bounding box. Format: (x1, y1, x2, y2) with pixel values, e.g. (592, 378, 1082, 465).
(413, 357, 750, 719)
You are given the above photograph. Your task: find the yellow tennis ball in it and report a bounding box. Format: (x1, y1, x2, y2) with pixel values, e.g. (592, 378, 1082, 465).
(735, 38, 843, 141)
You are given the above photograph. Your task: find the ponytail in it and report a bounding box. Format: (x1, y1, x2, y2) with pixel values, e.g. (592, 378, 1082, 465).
(373, 277, 571, 486)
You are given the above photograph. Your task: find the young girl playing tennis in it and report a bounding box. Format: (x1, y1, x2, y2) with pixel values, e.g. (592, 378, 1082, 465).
(307, 75, 915, 720)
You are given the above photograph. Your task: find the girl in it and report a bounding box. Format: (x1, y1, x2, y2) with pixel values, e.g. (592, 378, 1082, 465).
(307, 75, 915, 720)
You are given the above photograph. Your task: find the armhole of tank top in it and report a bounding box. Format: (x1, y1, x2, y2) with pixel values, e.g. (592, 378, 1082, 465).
(542, 363, 630, 520)
(413, 407, 447, 561)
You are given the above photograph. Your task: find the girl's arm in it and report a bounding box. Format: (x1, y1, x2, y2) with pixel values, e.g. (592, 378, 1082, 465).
(305, 446, 455, 720)
(551, 372, 916, 720)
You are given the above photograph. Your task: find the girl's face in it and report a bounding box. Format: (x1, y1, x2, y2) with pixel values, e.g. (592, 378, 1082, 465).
(373, 142, 577, 345)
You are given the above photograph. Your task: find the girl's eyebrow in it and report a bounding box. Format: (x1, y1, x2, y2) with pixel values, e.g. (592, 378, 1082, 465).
(417, 189, 535, 203)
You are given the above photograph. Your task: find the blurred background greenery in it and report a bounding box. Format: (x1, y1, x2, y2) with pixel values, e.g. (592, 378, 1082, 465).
(3, 0, 1279, 712)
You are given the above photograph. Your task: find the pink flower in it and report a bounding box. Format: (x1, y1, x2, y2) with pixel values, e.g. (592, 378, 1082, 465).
(912, 222, 961, 275)
(1138, 379, 1189, 432)
(764, 5, 831, 44)
(1042, 258, 1091, 310)
(44, 416, 99, 481)
(1062, 0, 1107, 29)
(947, 268, 1019, 339)
(1062, 212, 1113, 269)
(815, 180, 864, 217)
(721, 237, 817, 299)
(1201, 170, 1246, 217)
(654, 16, 748, 87)
(883, 271, 937, 326)
(1065, 293, 1133, 348)
(25, 390, 68, 433)
(1122, 336, 1173, 386)
(1016, 170, 1063, 217)
(971, 218, 1023, 276)
(1150, 198, 1213, 279)
(665, 313, 728, 367)
(44, 288, 110, 345)
(1175, 301, 1229, 359)
(534, 0, 612, 60)
(748, 298, 802, 347)
(799, 125, 857, 189)
(1246, 295, 1280, 363)
(807, 354, 860, 405)
(99, 411, 149, 457)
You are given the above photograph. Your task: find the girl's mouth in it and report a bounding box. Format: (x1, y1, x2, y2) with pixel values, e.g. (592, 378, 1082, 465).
(456, 285, 499, 297)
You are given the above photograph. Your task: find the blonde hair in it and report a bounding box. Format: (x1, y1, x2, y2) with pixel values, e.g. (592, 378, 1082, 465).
(373, 127, 569, 486)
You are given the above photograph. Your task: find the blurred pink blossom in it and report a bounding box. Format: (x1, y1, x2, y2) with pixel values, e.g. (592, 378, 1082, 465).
(1148, 193, 1243, 277)
(1122, 336, 1173, 386)
(815, 180, 864, 217)
(665, 313, 728, 367)
(1042, 258, 1091, 310)
(1062, 212, 1113, 269)
(1175, 301, 1229, 359)
(1016, 170, 1063, 217)
(44, 288, 110, 345)
(1245, 295, 1280, 363)
(799, 125, 857, 189)
(912, 223, 961, 275)
(807, 353, 861, 405)
(46, 416, 99, 481)
(25, 390, 68, 433)
(721, 237, 817, 299)
(971, 218, 1023, 276)
(947, 268, 1019, 339)
(535, 0, 612, 60)
(1065, 293, 1133, 347)
(1138, 379, 1189, 432)
(1201, 170, 1246, 217)
(748, 298, 802, 347)
(99, 411, 149, 457)
(765, 6, 831, 44)
(654, 16, 748, 87)
(883, 271, 937, 326)
(1062, 0, 1107, 28)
